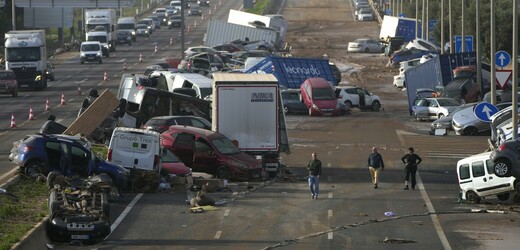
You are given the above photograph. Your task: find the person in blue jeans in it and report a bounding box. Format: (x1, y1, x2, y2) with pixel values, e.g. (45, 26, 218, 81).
(307, 152, 322, 199)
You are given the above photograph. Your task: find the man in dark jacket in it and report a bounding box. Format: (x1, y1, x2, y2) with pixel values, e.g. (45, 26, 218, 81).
(368, 147, 384, 189)
(308, 152, 322, 199)
(401, 147, 422, 190)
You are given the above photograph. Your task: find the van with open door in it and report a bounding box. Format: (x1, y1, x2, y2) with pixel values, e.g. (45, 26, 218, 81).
(107, 127, 161, 172)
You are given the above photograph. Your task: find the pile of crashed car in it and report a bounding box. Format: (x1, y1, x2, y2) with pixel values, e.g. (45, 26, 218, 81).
(386, 37, 520, 204)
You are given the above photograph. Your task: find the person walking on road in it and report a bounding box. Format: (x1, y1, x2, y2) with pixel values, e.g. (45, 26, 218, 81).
(368, 147, 384, 189)
(307, 152, 322, 199)
(401, 147, 422, 190)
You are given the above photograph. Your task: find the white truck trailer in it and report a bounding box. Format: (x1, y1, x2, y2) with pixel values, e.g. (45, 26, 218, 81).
(85, 9, 117, 52)
(227, 9, 287, 48)
(211, 73, 290, 176)
(4, 30, 48, 90)
(204, 19, 279, 48)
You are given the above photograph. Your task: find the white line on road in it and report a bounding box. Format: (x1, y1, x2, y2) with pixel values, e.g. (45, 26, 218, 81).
(328, 192, 333, 199)
(110, 193, 143, 232)
(224, 209, 230, 217)
(214, 230, 222, 239)
(328, 209, 333, 218)
(417, 172, 452, 250)
(328, 232, 333, 240)
(74, 78, 88, 83)
(327, 162, 331, 168)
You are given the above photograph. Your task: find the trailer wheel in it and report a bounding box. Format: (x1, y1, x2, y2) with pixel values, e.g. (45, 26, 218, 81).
(216, 165, 233, 180)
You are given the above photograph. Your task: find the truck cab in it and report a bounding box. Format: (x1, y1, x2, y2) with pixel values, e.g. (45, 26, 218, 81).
(86, 29, 110, 57)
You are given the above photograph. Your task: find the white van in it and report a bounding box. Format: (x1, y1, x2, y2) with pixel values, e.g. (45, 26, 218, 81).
(170, 0, 182, 10)
(457, 151, 518, 203)
(170, 73, 212, 99)
(107, 127, 161, 171)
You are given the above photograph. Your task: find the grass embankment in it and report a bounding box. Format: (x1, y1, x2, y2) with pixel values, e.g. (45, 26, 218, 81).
(0, 178, 48, 250)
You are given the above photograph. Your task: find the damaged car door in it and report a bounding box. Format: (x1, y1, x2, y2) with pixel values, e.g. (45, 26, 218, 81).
(192, 139, 218, 174)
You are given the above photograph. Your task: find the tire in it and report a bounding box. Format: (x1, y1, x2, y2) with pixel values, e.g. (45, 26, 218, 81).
(463, 127, 478, 136)
(216, 165, 233, 180)
(438, 113, 445, 119)
(466, 191, 481, 204)
(24, 160, 48, 179)
(283, 106, 289, 114)
(48, 190, 62, 218)
(12, 90, 17, 97)
(81, 60, 84, 64)
(364, 48, 369, 53)
(381, 47, 386, 53)
(99, 59, 103, 64)
(106, 52, 110, 58)
(494, 159, 512, 177)
(371, 101, 381, 111)
(497, 193, 510, 201)
(345, 101, 353, 109)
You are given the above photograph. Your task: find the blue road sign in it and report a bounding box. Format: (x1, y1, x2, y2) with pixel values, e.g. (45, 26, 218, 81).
(474, 102, 499, 123)
(454, 35, 473, 53)
(495, 50, 511, 68)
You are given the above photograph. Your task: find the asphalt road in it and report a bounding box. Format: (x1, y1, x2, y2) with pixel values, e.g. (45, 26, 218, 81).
(5, 0, 520, 249)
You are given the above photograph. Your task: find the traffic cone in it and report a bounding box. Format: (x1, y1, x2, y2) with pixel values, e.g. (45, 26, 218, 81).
(103, 71, 108, 81)
(60, 93, 66, 105)
(194, 20, 198, 27)
(209, 9, 211, 15)
(169, 37, 173, 45)
(139, 53, 143, 62)
(77, 84, 82, 96)
(187, 25, 190, 33)
(28, 107, 35, 120)
(123, 62, 128, 70)
(10, 113, 16, 128)
(214, 5, 217, 11)
(154, 45, 158, 53)
(45, 98, 50, 111)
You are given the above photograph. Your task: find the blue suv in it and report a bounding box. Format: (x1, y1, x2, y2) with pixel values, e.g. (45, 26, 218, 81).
(9, 134, 129, 189)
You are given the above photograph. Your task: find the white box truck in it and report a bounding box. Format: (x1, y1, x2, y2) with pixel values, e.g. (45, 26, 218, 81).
(4, 30, 48, 90)
(85, 9, 117, 52)
(212, 73, 290, 175)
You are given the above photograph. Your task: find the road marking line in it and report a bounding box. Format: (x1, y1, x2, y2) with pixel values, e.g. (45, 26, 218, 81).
(214, 230, 222, 239)
(397, 130, 452, 250)
(328, 232, 333, 240)
(328, 192, 333, 199)
(110, 193, 143, 232)
(328, 209, 333, 218)
(327, 162, 331, 168)
(224, 209, 230, 217)
(417, 172, 451, 249)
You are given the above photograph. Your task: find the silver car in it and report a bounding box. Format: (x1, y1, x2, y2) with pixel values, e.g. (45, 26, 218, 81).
(412, 97, 460, 121)
(347, 38, 386, 53)
(430, 103, 476, 135)
(452, 102, 512, 136)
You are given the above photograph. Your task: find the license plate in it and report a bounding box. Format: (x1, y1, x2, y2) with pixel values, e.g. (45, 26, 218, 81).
(71, 234, 89, 240)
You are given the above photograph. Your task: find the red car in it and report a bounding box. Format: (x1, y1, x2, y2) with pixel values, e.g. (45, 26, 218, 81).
(300, 77, 342, 116)
(161, 148, 192, 176)
(161, 126, 262, 180)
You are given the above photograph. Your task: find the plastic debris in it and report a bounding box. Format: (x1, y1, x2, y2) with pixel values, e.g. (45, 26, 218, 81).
(384, 211, 394, 217)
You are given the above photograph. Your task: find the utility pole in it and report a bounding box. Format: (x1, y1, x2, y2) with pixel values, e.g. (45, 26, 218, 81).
(490, 0, 496, 105)
(461, 0, 465, 52)
(181, 0, 185, 57)
(513, 0, 518, 140)
(449, 0, 453, 53)
(441, 0, 444, 54)
(12, 0, 15, 30)
(476, 0, 482, 102)
(416, 0, 419, 38)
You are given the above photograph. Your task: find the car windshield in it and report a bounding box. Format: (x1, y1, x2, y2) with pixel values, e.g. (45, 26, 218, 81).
(81, 44, 100, 51)
(312, 87, 336, 100)
(360, 9, 371, 14)
(448, 104, 473, 116)
(211, 137, 241, 155)
(437, 98, 460, 106)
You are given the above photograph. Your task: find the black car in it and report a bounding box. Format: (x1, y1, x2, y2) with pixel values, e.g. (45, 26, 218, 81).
(197, 0, 210, 6)
(491, 140, 520, 179)
(168, 15, 183, 28)
(143, 115, 212, 133)
(116, 30, 132, 45)
(188, 5, 202, 16)
(281, 89, 308, 114)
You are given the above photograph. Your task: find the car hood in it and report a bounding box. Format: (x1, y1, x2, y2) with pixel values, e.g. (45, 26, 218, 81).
(162, 162, 191, 175)
(433, 116, 453, 124)
(452, 106, 476, 124)
(312, 99, 338, 109)
(224, 152, 261, 169)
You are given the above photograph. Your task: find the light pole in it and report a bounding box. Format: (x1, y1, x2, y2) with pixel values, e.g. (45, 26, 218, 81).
(490, 0, 496, 105)
(12, 0, 15, 30)
(476, 0, 482, 102)
(461, 0, 465, 53)
(441, 0, 444, 54)
(449, 0, 453, 53)
(513, 0, 518, 140)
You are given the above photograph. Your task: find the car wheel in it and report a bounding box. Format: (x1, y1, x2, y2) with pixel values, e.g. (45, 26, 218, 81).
(48, 189, 62, 219)
(371, 101, 381, 111)
(24, 160, 48, 179)
(99, 59, 103, 64)
(216, 165, 233, 180)
(345, 101, 353, 109)
(466, 191, 481, 204)
(381, 47, 386, 53)
(463, 126, 478, 136)
(497, 193, 510, 201)
(12, 90, 17, 97)
(364, 48, 369, 53)
(283, 106, 289, 114)
(494, 159, 512, 177)
(438, 113, 445, 119)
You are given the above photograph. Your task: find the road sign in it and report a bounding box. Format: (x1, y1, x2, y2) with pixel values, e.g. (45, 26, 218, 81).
(454, 35, 473, 53)
(495, 51, 511, 68)
(496, 69, 513, 89)
(474, 102, 499, 123)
